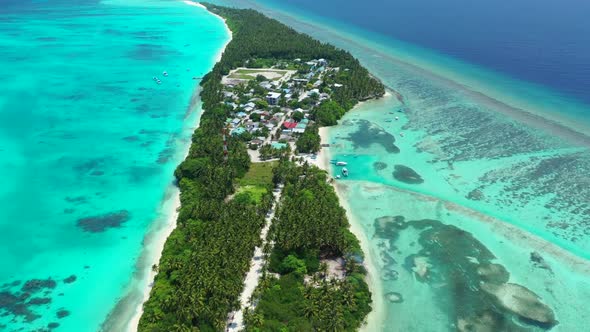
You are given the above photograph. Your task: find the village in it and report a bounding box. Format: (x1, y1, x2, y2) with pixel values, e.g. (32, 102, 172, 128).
(220, 57, 341, 162)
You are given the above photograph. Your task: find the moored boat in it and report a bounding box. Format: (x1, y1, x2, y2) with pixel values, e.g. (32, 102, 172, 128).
(336, 161, 347, 166)
(342, 167, 349, 177)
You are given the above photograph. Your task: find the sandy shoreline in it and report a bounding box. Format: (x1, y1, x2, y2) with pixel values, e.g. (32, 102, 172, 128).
(122, 187, 181, 332)
(123, 4, 233, 331)
(315, 126, 386, 331)
(99, 3, 234, 332)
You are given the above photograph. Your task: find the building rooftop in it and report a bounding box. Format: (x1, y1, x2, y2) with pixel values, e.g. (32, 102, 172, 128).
(283, 121, 297, 129)
(271, 142, 288, 149)
(231, 127, 246, 136)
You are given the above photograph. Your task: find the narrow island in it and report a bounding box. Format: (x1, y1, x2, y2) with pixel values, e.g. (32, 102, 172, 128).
(138, 3, 384, 331)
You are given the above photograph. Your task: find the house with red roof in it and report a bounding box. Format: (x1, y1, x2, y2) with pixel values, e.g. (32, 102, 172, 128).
(282, 121, 297, 129)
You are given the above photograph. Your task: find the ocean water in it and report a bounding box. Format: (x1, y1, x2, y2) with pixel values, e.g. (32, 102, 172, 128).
(215, 0, 590, 330)
(0, 0, 229, 331)
(259, 0, 590, 106)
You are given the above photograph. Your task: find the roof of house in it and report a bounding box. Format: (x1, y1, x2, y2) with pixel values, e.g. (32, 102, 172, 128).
(271, 142, 288, 149)
(283, 121, 297, 129)
(267, 92, 281, 99)
(295, 120, 308, 130)
(231, 127, 246, 135)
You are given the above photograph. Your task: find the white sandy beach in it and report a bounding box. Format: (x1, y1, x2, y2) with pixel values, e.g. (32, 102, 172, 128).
(123, 188, 181, 332)
(119, 3, 234, 332)
(315, 126, 387, 331)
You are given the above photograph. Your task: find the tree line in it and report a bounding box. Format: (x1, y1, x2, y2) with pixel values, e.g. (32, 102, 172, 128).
(244, 160, 372, 331)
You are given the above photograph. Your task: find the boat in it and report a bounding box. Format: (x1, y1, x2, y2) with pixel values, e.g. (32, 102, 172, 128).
(336, 161, 347, 166)
(152, 76, 157, 81)
(336, 175, 341, 179)
(163, 71, 168, 77)
(342, 167, 349, 177)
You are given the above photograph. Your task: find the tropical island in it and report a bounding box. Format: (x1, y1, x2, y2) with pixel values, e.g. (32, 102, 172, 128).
(138, 3, 384, 331)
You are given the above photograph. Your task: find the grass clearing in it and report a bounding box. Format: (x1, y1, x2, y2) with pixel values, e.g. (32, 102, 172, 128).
(227, 68, 289, 81)
(236, 161, 278, 203)
(238, 161, 277, 187)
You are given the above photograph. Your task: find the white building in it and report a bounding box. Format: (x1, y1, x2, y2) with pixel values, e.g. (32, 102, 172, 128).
(266, 92, 282, 105)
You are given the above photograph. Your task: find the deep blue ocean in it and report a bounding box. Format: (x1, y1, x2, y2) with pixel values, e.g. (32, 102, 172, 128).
(258, 0, 590, 105)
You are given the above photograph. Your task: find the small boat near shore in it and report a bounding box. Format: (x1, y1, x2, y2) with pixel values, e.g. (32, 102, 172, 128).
(336, 161, 347, 166)
(342, 167, 349, 177)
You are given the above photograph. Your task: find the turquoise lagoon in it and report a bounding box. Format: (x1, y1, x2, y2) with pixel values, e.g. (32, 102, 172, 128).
(217, 0, 590, 330)
(0, 0, 229, 331)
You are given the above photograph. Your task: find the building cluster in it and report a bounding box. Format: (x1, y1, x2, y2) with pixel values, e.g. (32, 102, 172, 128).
(219, 58, 342, 160)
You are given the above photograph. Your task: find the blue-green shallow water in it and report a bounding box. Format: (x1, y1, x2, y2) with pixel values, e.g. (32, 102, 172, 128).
(214, 0, 590, 330)
(0, 0, 229, 330)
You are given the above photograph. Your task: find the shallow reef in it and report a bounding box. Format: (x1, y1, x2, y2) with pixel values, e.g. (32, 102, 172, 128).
(392, 165, 424, 184)
(373, 215, 557, 330)
(348, 119, 400, 153)
(76, 210, 130, 233)
(0, 276, 73, 327)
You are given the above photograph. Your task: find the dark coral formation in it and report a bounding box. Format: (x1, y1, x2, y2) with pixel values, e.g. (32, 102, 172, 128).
(22, 279, 57, 293)
(0, 290, 40, 322)
(28, 297, 51, 305)
(1, 278, 57, 323)
(530, 251, 553, 272)
(76, 210, 130, 233)
(392, 165, 424, 184)
(466, 188, 485, 201)
(373, 161, 388, 170)
(56, 309, 70, 319)
(348, 119, 400, 153)
(63, 275, 77, 284)
(1, 276, 74, 328)
(373, 215, 557, 330)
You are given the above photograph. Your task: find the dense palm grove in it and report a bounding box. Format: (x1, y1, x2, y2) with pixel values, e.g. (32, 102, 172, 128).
(243, 161, 371, 331)
(139, 4, 381, 331)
